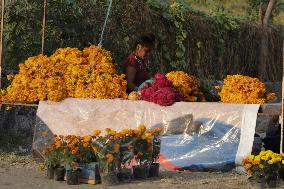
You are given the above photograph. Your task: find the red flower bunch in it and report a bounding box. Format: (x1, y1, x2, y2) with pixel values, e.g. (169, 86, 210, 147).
(140, 73, 184, 106)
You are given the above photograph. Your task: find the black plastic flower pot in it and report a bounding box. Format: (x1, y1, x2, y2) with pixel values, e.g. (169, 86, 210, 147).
(47, 166, 55, 179)
(117, 169, 132, 183)
(133, 166, 149, 180)
(279, 168, 284, 180)
(66, 170, 79, 185)
(251, 176, 266, 189)
(101, 172, 119, 186)
(148, 163, 159, 178)
(265, 173, 278, 188)
(54, 167, 65, 181)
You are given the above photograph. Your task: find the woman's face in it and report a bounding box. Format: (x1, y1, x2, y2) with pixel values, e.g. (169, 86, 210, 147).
(135, 44, 151, 59)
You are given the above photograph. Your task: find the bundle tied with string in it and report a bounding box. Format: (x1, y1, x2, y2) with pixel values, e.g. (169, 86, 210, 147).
(0, 45, 128, 102)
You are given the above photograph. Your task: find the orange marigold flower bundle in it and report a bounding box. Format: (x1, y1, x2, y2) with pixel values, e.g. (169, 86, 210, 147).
(166, 71, 205, 102)
(218, 74, 276, 104)
(0, 45, 128, 102)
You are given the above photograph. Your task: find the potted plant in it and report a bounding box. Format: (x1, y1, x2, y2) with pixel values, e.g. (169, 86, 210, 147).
(75, 131, 101, 184)
(243, 150, 282, 188)
(278, 152, 284, 181)
(61, 135, 83, 185)
(148, 128, 161, 178)
(43, 135, 65, 181)
(65, 162, 79, 185)
(116, 128, 137, 183)
(92, 128, 120, 186)
(132, 125, 153, 180)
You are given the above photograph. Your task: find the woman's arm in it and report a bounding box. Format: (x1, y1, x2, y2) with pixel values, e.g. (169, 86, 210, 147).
(126, 66, 137, 91)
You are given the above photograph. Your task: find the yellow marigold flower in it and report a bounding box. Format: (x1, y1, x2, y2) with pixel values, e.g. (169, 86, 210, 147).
(254, 155, 260, 162)
(83, 143, 89, 148)
(92, 130, 101, 137)
(109, 130, 116, 136)
(266, 93, 276, 101)
(133, 129, 142, 136)
(248, 155, 255, 160)
(145, 133, 152, 138)
(166, 71, 205, 102)
(253, 160, 260, 165)
(83, 135, 92, 143)
(138, 124, 146, 132)
(1, 45, 127, 102)
(120, 129, 129, 136)
(259, 151, 266, 156)
(219, 75, 275, 104)
(268, 160, 274, 165)
(71, 148, 79, 155)
(113, 144, 120, 153)
(5, 106, 12, 111)
(106, 153, 114, 163)
(141, 135, 147, 140)
(153, 128, 162, 134)
(247, 170, 253, 176)
(55, 141, 62, 149)
(245, 163, 252, 170)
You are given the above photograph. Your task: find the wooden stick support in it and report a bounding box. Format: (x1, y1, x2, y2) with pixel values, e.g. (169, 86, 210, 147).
(0, 0, 5, 89)
(281, 40, 284, 153)
(41, 0, 47, 54)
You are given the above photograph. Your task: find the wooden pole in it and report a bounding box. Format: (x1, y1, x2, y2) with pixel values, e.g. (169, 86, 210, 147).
(41, 0, 47, 54)
(281, 40, 284, 153)
(0, 0, 5, 89)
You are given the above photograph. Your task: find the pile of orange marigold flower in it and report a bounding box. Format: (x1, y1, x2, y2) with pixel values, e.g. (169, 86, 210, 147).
(0, 45, 128, 102)
(166, 71, 205, 102)
(217, 74, 276, 104)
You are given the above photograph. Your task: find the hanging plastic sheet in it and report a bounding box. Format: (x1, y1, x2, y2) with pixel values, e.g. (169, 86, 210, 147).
(33, 99, 259, 171)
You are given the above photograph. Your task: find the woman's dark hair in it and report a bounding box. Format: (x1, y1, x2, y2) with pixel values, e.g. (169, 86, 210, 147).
(134, 33, 155, 49)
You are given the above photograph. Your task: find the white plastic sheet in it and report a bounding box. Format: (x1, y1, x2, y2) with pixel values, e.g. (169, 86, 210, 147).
(33, 99, 259, 171)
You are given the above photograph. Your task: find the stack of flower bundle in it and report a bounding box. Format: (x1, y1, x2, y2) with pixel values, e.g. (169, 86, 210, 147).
(0, 45, 127, 102)
(217, 74, 276, 104)
(166, 71, 205, 102)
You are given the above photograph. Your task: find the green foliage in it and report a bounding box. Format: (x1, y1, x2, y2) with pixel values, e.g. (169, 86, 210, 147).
(168, 2, 188, 69)
(146, 0, 248, 73)
(44, 148, 64, 168)
(1, 0, 283, 81)
(3, 0, 96, 70)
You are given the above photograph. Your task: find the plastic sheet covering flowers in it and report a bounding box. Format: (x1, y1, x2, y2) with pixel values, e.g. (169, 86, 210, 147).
(140, 73, 183, 106)
(0, 45, 128, 102)
(217, 74, 276, 104)
(166, 71, 205, 102)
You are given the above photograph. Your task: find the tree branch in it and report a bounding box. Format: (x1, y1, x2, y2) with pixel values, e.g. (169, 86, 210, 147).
(263, 0, 277, 26)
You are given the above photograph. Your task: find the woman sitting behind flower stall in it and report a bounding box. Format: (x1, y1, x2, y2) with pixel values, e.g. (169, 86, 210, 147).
(123, 33, 155, 93)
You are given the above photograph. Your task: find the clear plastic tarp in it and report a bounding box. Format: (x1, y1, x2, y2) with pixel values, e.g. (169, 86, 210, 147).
(33, 99, 259, 171)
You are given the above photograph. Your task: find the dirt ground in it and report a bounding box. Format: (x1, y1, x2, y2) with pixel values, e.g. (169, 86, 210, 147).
(0, 152, 283, 189)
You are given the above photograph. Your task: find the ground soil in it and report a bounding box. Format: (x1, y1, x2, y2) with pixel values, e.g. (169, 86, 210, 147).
(0, 152, 283, 189)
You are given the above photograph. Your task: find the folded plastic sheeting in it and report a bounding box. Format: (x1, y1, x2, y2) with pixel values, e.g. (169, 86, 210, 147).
(33, 99, 260, 171)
